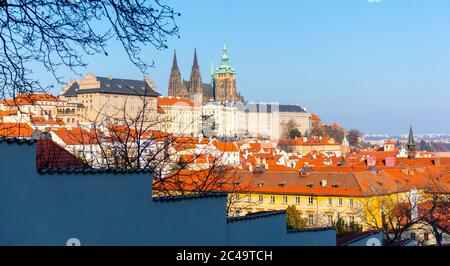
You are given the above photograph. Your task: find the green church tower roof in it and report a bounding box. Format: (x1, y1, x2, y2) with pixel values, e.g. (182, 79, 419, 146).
(216, 42, 235, 74)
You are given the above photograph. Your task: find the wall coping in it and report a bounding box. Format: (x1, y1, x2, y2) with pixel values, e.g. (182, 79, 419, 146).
(152, 192, 228, 202)
(227, 210, 286, 223)
(287, 227, 336, 234)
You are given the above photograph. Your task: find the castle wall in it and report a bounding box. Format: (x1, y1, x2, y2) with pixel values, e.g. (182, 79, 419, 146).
(0, 140, 336, 246)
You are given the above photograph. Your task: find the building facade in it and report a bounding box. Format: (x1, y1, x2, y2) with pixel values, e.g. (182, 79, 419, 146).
(60, 73, 160, 127)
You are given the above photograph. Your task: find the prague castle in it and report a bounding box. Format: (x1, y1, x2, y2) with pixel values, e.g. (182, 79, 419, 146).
(168, 44, 244, 103)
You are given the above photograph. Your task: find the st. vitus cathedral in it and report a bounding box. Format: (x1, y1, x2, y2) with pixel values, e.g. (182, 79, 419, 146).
(168, 44, 244, 103)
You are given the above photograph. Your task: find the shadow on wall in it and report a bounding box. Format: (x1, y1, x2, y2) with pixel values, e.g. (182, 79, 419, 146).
(0, 138, 336, 246)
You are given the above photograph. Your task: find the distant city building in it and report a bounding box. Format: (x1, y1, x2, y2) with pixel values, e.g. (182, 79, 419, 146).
(243, 103, 311, 140)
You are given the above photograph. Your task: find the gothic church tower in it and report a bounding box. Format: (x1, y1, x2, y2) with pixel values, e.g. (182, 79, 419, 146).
(168, 50, 188, 98)
(189, 48, 203, 98)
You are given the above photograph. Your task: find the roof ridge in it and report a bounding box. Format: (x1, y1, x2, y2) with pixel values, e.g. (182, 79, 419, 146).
(152, 192, 228, 202)
(287, 227, 335, 233)
(38, 168, 153, 175)
(0, 137, 36, 145)
(336, 230, 381, 246)
(227, 210, 286, 223)
(350, 171, 364, 193)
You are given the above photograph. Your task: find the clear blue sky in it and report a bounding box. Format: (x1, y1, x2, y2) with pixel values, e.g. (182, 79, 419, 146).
(42, 0, 450, 135)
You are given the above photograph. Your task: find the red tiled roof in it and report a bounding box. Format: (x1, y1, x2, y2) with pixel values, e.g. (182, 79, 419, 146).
(311, 113, 320, 121)
(30, 116, 65, 126)
(0, 123, 34, 138)
(157, 96, 194, 107)
(36, 139, 89, 169)
(213, 140, 239, 152)
(0, 110, 19, 118)
(337, 230, 380, 246)
(51, 127, 98, 145)
(278, 136, 339, 146)
(0, 93, 65, 105)
(159, 164, 450, 197)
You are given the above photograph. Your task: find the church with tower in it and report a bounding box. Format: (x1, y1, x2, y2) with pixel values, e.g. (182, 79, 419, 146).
(168, 44, 244, 103)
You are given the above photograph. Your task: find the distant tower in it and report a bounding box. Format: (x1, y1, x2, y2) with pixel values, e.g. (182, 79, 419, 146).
(341, 133, 350, 154)
(189, 48, 203, 98)
(214, 42, 242, 103)
(210, 61, 216, 100)
(168, 50, 188, 98)
(406, 124, 416, 159)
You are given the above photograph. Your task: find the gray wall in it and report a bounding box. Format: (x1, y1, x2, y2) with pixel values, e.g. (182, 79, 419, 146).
(227, 214, 335, 246)
(0, 141, 335, 246)
(346, 232, 383, 246)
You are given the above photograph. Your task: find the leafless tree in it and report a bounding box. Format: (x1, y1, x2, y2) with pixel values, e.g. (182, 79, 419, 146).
(283, 119, 302, 139)
(59, 96, 260, 216)
(353, 182, 449, 245)
(412, 178, 450, 246)
(352, 192, 418, 244)
(0, 0, 180, 99)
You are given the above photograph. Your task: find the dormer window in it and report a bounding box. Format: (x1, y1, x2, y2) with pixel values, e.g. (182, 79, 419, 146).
(257, 182, 264, 187)
(306, 183, 314, 188)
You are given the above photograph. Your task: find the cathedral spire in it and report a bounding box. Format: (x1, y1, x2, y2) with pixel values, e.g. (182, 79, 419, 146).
(407, 124, 415, 146)
(172, 49, 178, 69)
(168, 49, 188, 98)
(210, 61, 215, 84)
(407, 123, 416, 159)
(193, 48, 199, 68)
(189, 48, 203, 97)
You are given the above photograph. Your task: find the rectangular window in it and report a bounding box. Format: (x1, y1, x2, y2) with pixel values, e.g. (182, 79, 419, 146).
(270, 195, 275, 203)
(338, 198, 343, 206)
(308, 196, 313, 205)
(308, 214, 314, 225)
(349, 198, 354, 206)
(424, 233, 429, 241)
(235, 194, 240, 201)
(282, 196, 288, 204)
(295, 196, 300, 204)
(328, 198, 332, 205)
(258, 195, 263, 202)
(349, 216, 355, 223)
(410, 232, 416, 239)
(247, 194, 251, 202)
(328, 215, 333, 226)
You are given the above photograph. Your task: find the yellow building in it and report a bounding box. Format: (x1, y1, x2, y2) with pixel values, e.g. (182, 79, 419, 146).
(226, 167, 449, 231)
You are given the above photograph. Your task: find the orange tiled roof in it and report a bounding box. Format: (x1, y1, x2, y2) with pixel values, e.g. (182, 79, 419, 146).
(213, 140, 239, 152)
(36, 139, 89, 169)
(0, 123, 34, 138)
(0, 93, 64, 105)
(30, 116, 65, 126)
(278, 136, 339, 146)
(181, 154, 216, 164)
(159, 167, 450, 197)
(157, 96, 194, 107)
(0, 110, 19, 118)
(51, 127, 98, 145)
